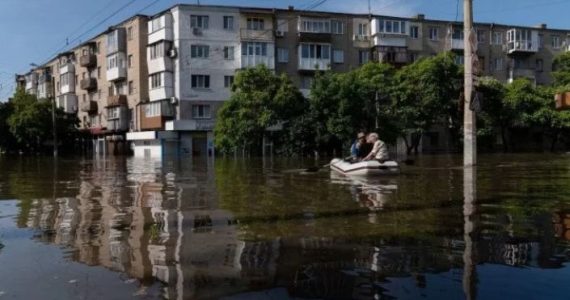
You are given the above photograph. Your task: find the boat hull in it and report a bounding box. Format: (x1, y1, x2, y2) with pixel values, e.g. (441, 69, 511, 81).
(330, 158, 399, 176)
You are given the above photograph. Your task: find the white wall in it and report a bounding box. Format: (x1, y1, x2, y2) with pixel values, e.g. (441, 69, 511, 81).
(173, 6, 240, 107)
(133, 140, 163, 158)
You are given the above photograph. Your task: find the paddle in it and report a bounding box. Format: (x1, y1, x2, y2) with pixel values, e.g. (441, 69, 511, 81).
(304, 156, 353, 172)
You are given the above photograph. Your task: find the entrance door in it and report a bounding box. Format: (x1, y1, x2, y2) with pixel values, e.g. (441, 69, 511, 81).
(192, 133, 207, 156)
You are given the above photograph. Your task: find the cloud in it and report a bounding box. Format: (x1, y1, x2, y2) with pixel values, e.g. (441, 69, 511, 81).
(320, 0, 421, 17)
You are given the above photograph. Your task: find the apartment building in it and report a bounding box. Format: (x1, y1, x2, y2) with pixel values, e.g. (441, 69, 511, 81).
(16, 4, 570, 157)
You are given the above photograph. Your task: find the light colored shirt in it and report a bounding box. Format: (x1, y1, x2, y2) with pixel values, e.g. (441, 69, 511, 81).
(371, 140, 389, 161)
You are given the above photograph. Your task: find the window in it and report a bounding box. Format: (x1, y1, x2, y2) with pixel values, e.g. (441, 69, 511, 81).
(150, 17, 163, 33)
(223, 16, 234, 30)
(128, 55, 133, 68)
(150, 73, 162, 89)
(277, 48, 289, 63)
(333, 49, 344, 63)
(89, 115, 99, 126)
(191, 75, 210, 89)
(247, 18, 264, 30)
(536, 59, 544, 72)
(300, 44, 330, 59)
(108, 107, 121, 119)
(491, 31, 503, 45)
(538, 34, 544, 49)
(477, 29, 486, 43)
(191, 45, 209, 58)
(410, 26, 419, 38)
(149, 42, 165, 59)
(145, 101, 161, 117)
(301, 76, 313, 89)
(108, 85, 114, 96)
(106, 54, 124, 70)
(331, 20, 344, 34)
(359, 50, 369, 64)
(242, 42, 268, 56)
(301, 19, 331, 33)
(97, 67, 101, 79)
(492, 58, 504, 71)
(552, 35, 561, 49)
(223, 46, 234, 60)
(192, 105, 211, 119)
(358, 23, 368, 36)
(117, 81, 126, 95)
(190, 15, 209, 29)
(455, 55, 465, 65)
(429, 27, 439, 40)
(378, 19, 407, 34)
(128, 81, 134, 94)
(96, 42, 101, 54)
(127, 26, 133, 40)
(224, 76, 234, 88)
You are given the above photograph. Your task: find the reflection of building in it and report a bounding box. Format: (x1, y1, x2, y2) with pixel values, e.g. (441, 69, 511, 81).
(553, 211, 570, 241)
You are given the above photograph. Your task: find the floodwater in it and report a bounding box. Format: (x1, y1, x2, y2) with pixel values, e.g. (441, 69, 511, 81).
(0, 154, 569, 300)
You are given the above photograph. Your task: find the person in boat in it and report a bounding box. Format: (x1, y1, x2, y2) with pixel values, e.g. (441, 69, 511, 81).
(350, 132, 372, 161)
(363, 133, 389, 163)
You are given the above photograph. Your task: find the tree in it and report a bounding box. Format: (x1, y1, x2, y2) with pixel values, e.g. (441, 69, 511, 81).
(0, 101, 18, 152)
(552, 52, 570, 87)
(477, 77, 511, 151)
(7, 87, 79, 154)
(391, 52, 462, 154)
(214, 65, 305, 154)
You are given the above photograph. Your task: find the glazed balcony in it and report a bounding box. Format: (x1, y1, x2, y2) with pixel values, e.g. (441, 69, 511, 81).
(241, 55, 274, 69)
(59, 62, 74, 74)
(80, 54, 97, 68)
(57, 94, 77, 114)
(148, 14, 173, 44)
(80, 78, 97, 91)
(107, 94, 127, 107)
(506, 28, 539, 54)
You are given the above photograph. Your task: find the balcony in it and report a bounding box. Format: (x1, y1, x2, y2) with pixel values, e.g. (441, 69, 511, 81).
(60, 62, 74, 74)
(57, 94, 78, 114)
(149, 86, 174, 102)
(107, 94, 127, 107)
(80, 54, 97, 67)
(298, 58, 330, 71)
(507, 29, 539, 54)
(298, 32, 332, 43)
(373, 35, 407, 47)
(80, 100, 97, 113)
(148, 14, 173, 44)
(241, 55, 275, 69)
(139, 102, 173, 130)
(240, 28, 273, 41)
(106, 28, 126, 55)
(107, 106, 128, 132)
(449, 38, 464, 50)
(106, 52, 127, 81)
(80, 78, 97, 90)
(378, 48, 409, 64)
(353, 35, 371, 48)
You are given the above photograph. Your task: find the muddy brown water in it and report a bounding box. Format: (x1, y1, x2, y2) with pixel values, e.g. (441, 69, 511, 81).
(0, 154, 569, 299)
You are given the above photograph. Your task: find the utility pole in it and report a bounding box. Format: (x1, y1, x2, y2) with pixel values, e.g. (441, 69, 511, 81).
(463, 0, 476, 166)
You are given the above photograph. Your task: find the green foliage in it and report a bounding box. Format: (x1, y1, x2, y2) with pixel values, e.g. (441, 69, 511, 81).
(6, 87, 79, 153)
(553, 52, 570, 87)
(0, 101, 18, 152)
(214, 65, 305, 153)
(391, 52, 463, 153)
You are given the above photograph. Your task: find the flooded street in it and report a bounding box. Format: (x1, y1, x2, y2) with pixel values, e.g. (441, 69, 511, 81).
(0, 154, 570, 299)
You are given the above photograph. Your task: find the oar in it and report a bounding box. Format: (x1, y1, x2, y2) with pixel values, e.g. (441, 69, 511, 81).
(305, 156, 352, 172)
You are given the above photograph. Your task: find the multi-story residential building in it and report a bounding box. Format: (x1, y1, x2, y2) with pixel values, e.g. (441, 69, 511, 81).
(16, 4, 570, 157)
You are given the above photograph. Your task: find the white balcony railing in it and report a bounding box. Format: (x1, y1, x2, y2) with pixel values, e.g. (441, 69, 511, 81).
(507, 40, 539, 54)
(298, 58, 330, 70)
(241, 55, 274, 69)
(450, 38, 464, 50)
(373, 35, 407, 47)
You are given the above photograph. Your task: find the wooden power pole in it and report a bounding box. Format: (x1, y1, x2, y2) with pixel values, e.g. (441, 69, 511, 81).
(463, 0, 476, 166)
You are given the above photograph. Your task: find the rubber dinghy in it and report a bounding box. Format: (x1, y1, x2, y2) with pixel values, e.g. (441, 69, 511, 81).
(330, 158, 400, 176)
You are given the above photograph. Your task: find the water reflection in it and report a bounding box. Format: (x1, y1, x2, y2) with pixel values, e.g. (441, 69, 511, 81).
(1, 155, 570, 299)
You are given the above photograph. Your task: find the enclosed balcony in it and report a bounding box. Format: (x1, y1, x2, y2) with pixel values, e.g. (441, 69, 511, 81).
(298, 43, 331, 71)
(507, 29, 539, 54)
(57, 94, 77, 114)
(106, 52, 127, 81)
(80, 54, 97, 67)
(80, 100, 97, 113)
(59, 62, 74, 74)
(148, 14, 173, 44)
(80, 77, 97, 90)
(298, 17, 332, 43)
(107, 106, 128, 132)
(107, 94, 127, 107)
(371, 18, 408, 47)
(377, 47, 409, 64)
(139, 101, 174, 130)
(106, 28, 126, 55)
(241, 55, 275, 69)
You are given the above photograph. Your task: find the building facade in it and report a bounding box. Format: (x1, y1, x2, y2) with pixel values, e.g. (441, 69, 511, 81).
(16, 4, 570, 157)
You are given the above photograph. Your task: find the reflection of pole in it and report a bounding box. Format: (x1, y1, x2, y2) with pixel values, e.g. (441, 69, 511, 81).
(463, 166, 477, 300)
(463, 0, 476, 166)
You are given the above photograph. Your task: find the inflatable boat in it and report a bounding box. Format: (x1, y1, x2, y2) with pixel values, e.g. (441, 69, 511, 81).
(330, 158, 400, 176)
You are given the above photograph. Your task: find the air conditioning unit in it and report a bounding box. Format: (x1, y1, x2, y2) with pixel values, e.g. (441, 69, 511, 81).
(170, 97, 178, 105)
(192, 27, 202, 36)
(168, 48, 178, 58)
(275, 30, 285, 37)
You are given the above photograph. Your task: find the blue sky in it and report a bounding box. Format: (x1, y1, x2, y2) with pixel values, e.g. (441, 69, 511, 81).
(1, 0, 569, 100)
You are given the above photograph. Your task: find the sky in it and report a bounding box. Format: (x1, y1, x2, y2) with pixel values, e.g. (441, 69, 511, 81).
(1, 0, 570, 100)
